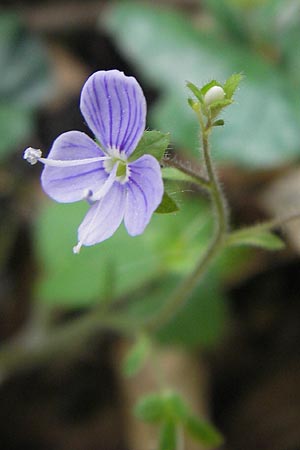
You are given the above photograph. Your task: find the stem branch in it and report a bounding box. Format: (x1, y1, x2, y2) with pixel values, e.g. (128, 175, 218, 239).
(145, 122, 229, 333)
(162, 154, 210, 190)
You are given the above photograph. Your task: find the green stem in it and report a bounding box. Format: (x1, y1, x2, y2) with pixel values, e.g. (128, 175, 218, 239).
(162, 154, 210, 190)
(145, 124, 229, 333)
(202, 129, 228, 238)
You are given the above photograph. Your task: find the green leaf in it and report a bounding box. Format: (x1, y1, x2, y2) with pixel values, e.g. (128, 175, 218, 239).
(155, 191, 179, 214)
(224, 72, 244, 99)
(187, 97, 200, 112)
(184, 415, 223, 447)
(210, 98, 233, 110)
(209, 98, 233, 118)
(156, 273, 228, 348)
(159, 419, 177, 450)
(163, 392, 188, 421)
(104, 3, 300, 168)
(122, 334, 151, 377)
(36, 202, 158, 306)
(186, 81, 203, 103)
(134, 393, 165, 423)
(212, 119, 225, 127)
(227, 228, 285, 250)
(162, 167, 198, 184)
(129, 130, 170, 162)
(200, 79, 222, 96)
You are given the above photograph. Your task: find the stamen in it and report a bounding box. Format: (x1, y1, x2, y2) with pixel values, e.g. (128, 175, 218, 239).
(73, 165, 118, 253)
(23, 147, 109, 168)
(73, 242, 83, 254)
(89, 163, 118, 201)
(23, 147, 42, 165)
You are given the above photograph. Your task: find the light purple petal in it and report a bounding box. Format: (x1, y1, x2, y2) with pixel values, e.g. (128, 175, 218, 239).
(80, 70, 146, 156)
(124, 155, 163, 236)
(77, 182, 126, 247)
(41, 131, 108, 203)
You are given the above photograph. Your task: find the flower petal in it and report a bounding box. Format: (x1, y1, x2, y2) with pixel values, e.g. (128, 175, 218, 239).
(80, 70, 146, 156)
(77, 182, 126, 247)
(124, 155, 163, 236)
(41, 131, 108, 203)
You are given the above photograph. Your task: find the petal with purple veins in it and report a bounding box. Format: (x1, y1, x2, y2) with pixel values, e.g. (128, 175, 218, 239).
(41, 131, 108, 203)
(80, 70, 146, 157)
(124, 155, 164, 236)
(76, 182, 126, 248)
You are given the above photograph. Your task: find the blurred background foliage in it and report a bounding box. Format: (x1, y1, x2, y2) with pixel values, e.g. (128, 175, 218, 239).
(0, 13, 51, 160)
(1, 1, 300, 450)
(104, 0, 300, 167)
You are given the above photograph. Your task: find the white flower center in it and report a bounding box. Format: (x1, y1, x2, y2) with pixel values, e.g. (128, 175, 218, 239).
(104, 147, 130, 184)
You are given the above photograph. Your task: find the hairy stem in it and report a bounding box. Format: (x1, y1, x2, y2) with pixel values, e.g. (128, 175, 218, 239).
(162, 154, 210, 190)
(202, 129, 228, 238)
(145, 124, 229, 333)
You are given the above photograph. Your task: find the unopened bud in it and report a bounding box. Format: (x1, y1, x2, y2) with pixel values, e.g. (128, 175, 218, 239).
(204, 86, 225, 106)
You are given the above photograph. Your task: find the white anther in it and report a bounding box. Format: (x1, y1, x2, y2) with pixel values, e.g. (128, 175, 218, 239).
(73, 242, 82, 254)
(23, 147, 42, 165)
(24, 147, 109, 168)
(204, 86, 225, 106)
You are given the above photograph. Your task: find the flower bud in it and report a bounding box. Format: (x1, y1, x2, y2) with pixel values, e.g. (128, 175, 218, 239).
(204, 86, 225, 106)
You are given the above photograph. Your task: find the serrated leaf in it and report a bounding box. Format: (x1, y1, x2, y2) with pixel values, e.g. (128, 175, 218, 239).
(134, 393, 165, 423)
(184, 415, 223, 447)
(224, 72, 244, 99)
(210, 98, 233, 111)
(210, 98, 233, 118)
(227, 228, 285, 250)
(159, 419, 177, 450)
(129, 130, 170, 162)
(155, 191, 179, 214)
(122, 335, 151, 377)
(186, 81, 203, 103)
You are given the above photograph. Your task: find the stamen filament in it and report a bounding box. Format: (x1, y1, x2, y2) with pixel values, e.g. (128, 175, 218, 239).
(38, 156, 109, 167)
(73, 163, 118, 253)
(23, 147, 109, 167)
(89, 163, 118, 201)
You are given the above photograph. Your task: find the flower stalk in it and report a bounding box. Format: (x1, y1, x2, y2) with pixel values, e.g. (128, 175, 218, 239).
(162, 153, 210, 191)
(145, 113, 229, 333)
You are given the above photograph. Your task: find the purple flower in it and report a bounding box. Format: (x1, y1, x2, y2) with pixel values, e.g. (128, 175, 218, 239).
(24, 70, 163, 253)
